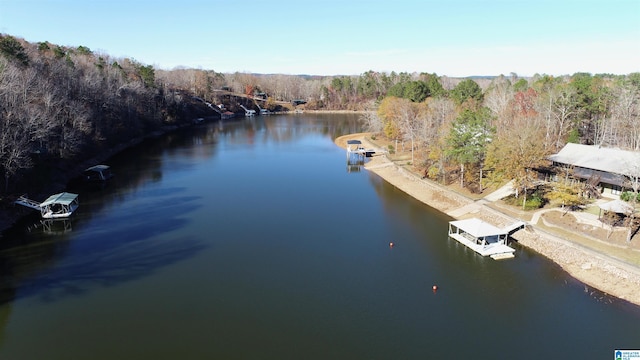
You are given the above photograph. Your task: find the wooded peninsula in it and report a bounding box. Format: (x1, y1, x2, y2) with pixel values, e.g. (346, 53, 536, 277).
(1, 34, 639, 240)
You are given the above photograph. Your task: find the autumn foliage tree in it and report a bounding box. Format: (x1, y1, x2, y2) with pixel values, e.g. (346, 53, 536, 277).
(377, 97, 403, 141)
(485, 120, 548, 199)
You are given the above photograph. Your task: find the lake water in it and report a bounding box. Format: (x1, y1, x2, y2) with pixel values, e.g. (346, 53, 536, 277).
(0, 114, 638, 359)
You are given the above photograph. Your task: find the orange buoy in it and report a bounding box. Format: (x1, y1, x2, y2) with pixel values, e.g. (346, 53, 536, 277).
(389, 242, 394, 248)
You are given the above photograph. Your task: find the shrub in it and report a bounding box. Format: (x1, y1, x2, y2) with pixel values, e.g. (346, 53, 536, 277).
(620, 191, 640, 202)
(387, 144, 395, 154)
(524, 193, 544, 210)
(504, 191, 545, 210)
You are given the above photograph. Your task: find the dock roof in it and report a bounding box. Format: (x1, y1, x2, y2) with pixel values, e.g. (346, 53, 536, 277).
(40, 192, 78, 207)
(85, 164, 110, 172)
(449, 218, 506, 238)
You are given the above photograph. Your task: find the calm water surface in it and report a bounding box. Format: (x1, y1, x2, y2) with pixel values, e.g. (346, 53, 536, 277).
(1, 114, 638, 359)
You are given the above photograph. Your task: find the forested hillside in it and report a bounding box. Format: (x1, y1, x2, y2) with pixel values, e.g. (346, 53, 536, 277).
(1, 34, 638, 205)
(0, 35, 215, 195)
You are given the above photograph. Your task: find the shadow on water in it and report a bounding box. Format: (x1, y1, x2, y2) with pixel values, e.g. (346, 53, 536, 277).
(0, 114, 258, 308)
(0, 119, 220, 307)
(0, 203, 207, 306)
(0, 183, 207, 306)
(11, 235, 205, 304)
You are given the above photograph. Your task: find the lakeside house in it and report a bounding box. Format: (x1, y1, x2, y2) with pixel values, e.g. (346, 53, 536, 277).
(548, 143, 640, 198)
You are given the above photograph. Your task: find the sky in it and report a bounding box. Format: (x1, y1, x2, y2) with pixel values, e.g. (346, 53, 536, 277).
(1, 0, 638, 77)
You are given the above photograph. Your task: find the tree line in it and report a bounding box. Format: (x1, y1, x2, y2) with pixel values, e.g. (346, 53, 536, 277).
(368, 71, 640, 210)
(1, 34, 638, 204)
(0, 35, 214, 194)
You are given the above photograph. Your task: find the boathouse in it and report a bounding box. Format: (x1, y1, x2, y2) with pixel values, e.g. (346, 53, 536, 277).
(448, 218, 524, 259)
(15, 192, 79, 219)
(346, 140, 375, 159)
(84, 165, 113, 181)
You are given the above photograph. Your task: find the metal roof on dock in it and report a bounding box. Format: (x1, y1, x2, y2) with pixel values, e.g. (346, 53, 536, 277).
(449, 218, 506, 237)
(40, 192, 78, 207)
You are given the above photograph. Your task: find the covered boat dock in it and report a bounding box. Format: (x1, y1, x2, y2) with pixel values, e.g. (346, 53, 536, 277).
(448, 218, 525, 259)
(15, 192, 79, 219)
(346, 140, 375, 159)
(83, 165, 113, 181)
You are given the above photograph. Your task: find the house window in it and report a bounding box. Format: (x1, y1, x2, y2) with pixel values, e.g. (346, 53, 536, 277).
(611, 185, 622, 195)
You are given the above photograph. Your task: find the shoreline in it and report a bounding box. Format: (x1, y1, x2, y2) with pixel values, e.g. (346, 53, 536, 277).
(336, 133, 640, 307)
(2, 125, 638, 306)
(0, 125, 183, 236)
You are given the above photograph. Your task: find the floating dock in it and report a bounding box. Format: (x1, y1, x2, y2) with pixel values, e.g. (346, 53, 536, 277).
(346, 140, 375, 160)
(448, 218, 525, 259)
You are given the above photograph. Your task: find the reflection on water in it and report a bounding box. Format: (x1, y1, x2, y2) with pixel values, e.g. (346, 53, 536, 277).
(39, 219, 73, 234)
(346, 159, 365, 173)
(0, 114, 638, 360)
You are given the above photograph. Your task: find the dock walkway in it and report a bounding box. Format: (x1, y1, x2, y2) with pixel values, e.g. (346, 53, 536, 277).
(15, 195, 42, 210)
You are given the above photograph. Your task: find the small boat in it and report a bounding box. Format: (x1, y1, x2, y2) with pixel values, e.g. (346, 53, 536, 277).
(84, 165, 113, 181)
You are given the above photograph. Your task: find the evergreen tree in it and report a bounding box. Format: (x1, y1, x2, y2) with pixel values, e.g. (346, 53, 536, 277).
(451, 79, 483, 105)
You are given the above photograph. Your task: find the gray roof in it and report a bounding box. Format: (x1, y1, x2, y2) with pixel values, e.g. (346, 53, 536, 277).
(85, 164, 110, 172)
(599, 199, 635, 214)
(548, 143, 640, 177)
(40, 192, 78, 207)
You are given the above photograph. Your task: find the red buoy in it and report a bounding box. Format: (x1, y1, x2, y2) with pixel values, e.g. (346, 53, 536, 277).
(432, 285, 438, 292)
(389, 242, 394, 248)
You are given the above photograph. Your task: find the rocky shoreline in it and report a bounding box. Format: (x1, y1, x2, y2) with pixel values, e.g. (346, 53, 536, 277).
(336, 133, 640, 307)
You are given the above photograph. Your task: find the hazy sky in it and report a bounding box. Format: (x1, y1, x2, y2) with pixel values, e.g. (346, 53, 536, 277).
(1, 0, 638, 76)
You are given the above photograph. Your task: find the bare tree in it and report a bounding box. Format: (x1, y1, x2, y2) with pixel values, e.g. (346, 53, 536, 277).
(360, 102, 383, 134)
(0, 115, 31, 191)
(397, 100, 425, 164)
(537, 84, 577, 151)
(484, 75, 513, 119)
(610, 81, 640, 150)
